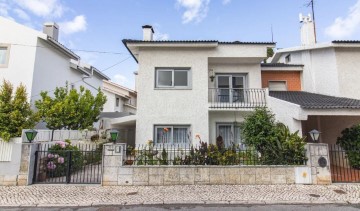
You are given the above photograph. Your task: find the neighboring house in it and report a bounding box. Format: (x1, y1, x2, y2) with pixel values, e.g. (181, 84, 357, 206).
(0, 17, 110, 106)
(266, 14, 360, 145)
(100, 80, 137, 145)
(122, 25, 275, 146)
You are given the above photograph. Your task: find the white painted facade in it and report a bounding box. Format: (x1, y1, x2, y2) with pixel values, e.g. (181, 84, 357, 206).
(102, 80, 137, 114)
(124, 26, 274, 145)
(0, 17, 109, 106)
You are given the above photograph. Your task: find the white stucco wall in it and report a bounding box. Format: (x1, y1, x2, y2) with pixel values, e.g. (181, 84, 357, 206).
(136, 48, 210, 145)
(335, 48, 360, 99)
(0, 17, 42, 98)
(31, 39, 104, 104)
(267, 96, 303, 134)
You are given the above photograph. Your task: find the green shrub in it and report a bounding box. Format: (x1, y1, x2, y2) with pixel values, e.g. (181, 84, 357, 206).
(46, 140, 84, 177)
(241, 107, 307, 165)
(337, 124, 360, 169)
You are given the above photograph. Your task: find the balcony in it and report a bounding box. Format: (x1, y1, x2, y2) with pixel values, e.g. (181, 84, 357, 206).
(209, 88, 267, 109)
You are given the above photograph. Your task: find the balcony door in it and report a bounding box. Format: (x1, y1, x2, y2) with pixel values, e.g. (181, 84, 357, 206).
(216, 75, 245, 103)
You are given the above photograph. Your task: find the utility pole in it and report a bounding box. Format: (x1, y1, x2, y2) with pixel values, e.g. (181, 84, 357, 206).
(307, 0, 317, 43)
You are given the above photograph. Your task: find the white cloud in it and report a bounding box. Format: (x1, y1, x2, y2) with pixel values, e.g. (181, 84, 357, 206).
(59, 15, 87, 35)
(177, 0, 210, 24)
(13, 8, 29, 20)
(325, 0, 360, 39)
(154, 32, 169, 40)
(0, 2, 14, 20)
(13, 0, 65, 18)
(222, 0, 231, 5)
(113, 74, 129, 86)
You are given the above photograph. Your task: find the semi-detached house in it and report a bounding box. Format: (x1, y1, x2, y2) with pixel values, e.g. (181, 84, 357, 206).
(121, 25, 277, 146)
(120, 22, 360, 147)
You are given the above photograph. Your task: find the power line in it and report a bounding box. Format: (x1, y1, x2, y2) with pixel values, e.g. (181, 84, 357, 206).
(10, 43, 131, 55)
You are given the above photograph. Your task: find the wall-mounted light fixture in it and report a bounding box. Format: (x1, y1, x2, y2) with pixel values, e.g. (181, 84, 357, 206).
(309, 129, 321, 142)
(209, 69, 215, 82)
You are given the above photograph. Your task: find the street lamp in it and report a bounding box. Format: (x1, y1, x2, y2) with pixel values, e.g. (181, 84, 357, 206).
(109, 129, 119, 143)
(25, 129, 38, 143)
(309, 129, 321, 142)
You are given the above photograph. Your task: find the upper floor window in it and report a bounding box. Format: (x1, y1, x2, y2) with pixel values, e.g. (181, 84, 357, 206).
(0, 45, 10, 67)
(285, 54, 291, 64)
(155, 68, 190, 89)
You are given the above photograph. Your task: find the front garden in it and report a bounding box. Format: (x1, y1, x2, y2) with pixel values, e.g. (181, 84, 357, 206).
(125, 108, 308, 166)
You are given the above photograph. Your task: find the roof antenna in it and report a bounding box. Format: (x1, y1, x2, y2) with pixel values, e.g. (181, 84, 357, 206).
(306, 0, 317, 43)
(271, 24, 274, 43)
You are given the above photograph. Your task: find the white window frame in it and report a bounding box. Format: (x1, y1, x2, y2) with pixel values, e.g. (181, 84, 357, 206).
(0, 44, 11, 68)
(268, 80, 288, 91)
(155, 68, 191, 89)
(154, 125, 191, 145)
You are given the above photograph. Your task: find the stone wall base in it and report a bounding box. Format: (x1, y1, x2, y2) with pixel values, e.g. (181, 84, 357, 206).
(103, 166, 300, 186)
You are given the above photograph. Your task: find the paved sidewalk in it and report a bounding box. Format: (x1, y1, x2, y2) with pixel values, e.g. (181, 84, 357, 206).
(0, 184, 360, 207)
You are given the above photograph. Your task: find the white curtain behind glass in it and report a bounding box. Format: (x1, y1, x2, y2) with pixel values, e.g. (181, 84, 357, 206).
(156, 128, 172, 144)
(173, 128, 188, 144)
(219, 125, 233, 147)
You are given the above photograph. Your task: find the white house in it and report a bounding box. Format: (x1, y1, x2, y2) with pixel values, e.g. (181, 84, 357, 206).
(0, 17, 110, 105)
(122, 25, 275, 146)
(99, 80, 137, 145)
(266, 14, 360, 145)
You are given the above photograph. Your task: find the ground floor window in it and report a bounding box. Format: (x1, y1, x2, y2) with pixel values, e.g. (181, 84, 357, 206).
(154, 125, 191, 144)
(216, 123, 242, 147)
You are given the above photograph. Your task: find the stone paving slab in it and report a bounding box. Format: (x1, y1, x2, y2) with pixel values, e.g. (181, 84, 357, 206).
(0, 184, 360, 207)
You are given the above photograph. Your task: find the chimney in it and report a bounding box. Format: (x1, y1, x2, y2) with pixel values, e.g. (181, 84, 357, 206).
(142, 25, 154, 41)
(299, 14, 315, 46)
(43, 22, 59, 41)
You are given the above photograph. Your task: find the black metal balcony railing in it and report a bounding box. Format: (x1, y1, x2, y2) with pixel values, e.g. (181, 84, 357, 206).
(209, 88, 266, 109)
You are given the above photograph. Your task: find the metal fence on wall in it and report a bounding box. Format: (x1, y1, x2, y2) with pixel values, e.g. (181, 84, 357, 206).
(33, 143, 103, 184)
(125, 144, 307, 166)
(21, 129, 98, 143)
(329, 144, 360, 183)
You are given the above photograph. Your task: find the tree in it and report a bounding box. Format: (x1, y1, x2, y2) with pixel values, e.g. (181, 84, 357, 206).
(35, 84, 107, 131)
(263, 48, 274, 63)
(0, 80, 38, 142)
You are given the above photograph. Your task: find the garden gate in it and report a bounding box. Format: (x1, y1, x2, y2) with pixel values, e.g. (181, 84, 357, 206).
(33, 143, 103, 184)
(329, 144, 360, 183)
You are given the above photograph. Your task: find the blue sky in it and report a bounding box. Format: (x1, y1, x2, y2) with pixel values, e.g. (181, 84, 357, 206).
(1, 0, 360, 89)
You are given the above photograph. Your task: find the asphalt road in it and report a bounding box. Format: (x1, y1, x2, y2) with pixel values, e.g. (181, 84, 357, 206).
(2, 204, 360, 211)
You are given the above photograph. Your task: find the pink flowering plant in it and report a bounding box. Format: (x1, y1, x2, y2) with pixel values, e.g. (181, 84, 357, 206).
(46, 139, 84, 177)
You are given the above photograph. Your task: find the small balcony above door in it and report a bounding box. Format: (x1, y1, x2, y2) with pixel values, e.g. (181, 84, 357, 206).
(209, 75, 266, 109)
